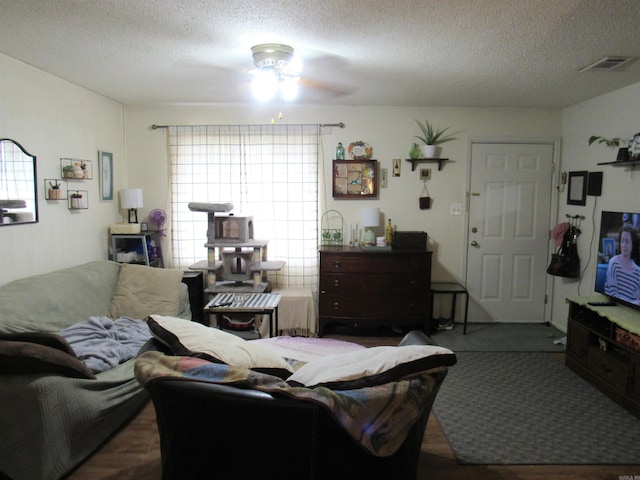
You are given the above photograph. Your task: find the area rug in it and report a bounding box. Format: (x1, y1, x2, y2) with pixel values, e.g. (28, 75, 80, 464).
(433, 351, 640, 464)
(432, 322, 566, 352)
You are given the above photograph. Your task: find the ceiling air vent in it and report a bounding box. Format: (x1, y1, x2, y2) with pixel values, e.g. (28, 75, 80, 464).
(579, 56, 636, 72)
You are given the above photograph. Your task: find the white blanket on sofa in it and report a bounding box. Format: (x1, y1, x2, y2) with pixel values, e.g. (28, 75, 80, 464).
(59, 316, 151, 373)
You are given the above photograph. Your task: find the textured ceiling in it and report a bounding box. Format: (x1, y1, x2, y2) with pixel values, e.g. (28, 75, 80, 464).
(1, 0, 640, 108)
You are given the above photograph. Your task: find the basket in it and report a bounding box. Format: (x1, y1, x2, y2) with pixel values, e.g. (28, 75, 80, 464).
(321, 210, 344, 246)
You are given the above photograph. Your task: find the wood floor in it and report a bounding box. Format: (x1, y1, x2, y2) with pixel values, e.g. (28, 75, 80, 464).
(66, 335, 639, 480)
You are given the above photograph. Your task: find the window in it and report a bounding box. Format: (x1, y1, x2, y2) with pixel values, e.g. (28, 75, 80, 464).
(168, 124, 320, 289)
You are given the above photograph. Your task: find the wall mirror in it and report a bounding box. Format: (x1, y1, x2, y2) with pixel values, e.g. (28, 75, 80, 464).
(0, 138, 38, 226)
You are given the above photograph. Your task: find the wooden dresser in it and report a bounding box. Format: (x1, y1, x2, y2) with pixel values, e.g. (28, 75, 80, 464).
(318, 246, 431, 336)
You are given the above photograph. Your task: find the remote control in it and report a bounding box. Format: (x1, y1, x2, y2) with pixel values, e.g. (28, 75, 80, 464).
(587, 301, 616, 307)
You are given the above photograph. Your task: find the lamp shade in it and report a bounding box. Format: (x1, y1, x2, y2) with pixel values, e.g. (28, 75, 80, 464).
(361, 207, 380, 227)
(120, 189, 144, 209)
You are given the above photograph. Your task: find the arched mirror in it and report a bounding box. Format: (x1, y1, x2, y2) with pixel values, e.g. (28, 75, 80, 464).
(0, 138, 38, 226)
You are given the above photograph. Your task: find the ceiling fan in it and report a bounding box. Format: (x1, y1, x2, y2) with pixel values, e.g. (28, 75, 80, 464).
(177, 42, 355, 104)
(249, 43, 302, 102)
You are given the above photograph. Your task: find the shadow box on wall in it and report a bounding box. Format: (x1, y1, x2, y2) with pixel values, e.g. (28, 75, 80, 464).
(332, 159, 379, 199)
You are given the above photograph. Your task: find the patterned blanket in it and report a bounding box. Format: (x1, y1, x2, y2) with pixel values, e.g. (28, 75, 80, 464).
(135, 350, 438, 457)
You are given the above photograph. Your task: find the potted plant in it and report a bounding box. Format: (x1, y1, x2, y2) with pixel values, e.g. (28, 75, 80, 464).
(414, 119, 459, 158)
(48, 180, 62, 199)
(588, 135, 630, 162)
(70, 192, 83, 209)
(80, 161, 89, 178)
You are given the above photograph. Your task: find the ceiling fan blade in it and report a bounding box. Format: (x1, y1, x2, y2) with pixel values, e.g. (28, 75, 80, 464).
(298, 76, 356, 99)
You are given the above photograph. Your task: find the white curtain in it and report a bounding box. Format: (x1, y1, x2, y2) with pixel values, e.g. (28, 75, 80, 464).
(167, 124, 320, 290)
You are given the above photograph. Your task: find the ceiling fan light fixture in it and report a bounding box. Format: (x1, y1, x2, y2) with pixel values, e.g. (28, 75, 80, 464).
(251, 43, 294, 69)
(252, 68, 279, 102)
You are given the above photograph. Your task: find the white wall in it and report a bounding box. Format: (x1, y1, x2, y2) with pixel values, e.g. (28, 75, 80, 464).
(0, 54, 126, 285)
(124, 104, 561, 287)
(550, 82, 640, 330)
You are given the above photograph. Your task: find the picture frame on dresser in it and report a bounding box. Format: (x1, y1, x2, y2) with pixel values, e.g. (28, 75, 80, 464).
(332, 160, 378, 199)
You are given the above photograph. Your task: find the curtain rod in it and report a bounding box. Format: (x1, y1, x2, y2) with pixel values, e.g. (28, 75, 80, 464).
(151, 122, 344, 130)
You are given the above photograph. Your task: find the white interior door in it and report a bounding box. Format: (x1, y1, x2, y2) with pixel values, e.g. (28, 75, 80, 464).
(466, 142, 554, 323)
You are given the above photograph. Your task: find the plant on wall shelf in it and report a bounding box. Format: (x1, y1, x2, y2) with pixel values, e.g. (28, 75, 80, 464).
(48, 180, 62, 199)
(589, 135, 632, 162)
(588, 135, 628, 148)
(70, 191, 84, 209)
(414, 119, 460, 158)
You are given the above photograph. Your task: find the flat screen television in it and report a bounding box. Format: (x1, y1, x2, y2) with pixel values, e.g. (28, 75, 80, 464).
(595, 211, 640, 309)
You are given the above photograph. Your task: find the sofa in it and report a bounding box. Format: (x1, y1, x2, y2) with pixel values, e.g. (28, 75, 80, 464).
(135, 317, 456, 480)
(0, 260, 191, 480)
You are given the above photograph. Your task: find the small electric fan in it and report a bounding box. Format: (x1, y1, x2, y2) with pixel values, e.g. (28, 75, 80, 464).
(149, 209, 167, 236)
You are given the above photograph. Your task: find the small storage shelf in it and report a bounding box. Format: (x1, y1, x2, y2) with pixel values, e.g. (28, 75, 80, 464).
(110, 231, 163, 267)
(405, 158, 449, 171)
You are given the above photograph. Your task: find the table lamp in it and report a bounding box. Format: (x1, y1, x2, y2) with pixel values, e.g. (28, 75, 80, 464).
(120, 188, 144, 224)
(361, 207, 380, 246)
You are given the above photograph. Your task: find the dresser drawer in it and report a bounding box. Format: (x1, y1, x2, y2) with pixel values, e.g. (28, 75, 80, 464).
(319, 294, 428, 319)
(320, 273, 427, 296)
(320, 252, 429, 274)
(587, 346, 629, 393)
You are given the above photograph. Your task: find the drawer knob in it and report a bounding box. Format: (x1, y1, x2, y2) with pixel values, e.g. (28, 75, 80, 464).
(333, 279, 340, 287)
(333, 260, 341, 268)
(333, 302, 340, 310)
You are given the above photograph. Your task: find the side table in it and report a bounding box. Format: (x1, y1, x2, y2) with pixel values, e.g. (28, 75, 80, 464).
(204, 293, 281, 338)
(430, 282, 469, 334)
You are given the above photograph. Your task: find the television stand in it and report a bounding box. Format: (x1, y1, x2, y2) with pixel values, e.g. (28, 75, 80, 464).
(566, 296, 640, 418)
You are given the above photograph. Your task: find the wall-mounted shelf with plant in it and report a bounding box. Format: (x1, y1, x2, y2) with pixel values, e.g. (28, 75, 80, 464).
(44, 179, 67, 200)
(60, 158, 92, 179)
(413, 119, 459, 158)
(405, 157, 450, 171)
(68, 190, 88, 210)
(589, 134, 640, 166)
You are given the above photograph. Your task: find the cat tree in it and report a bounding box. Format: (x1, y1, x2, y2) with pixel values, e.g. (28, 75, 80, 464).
(188, 202, 285, 296)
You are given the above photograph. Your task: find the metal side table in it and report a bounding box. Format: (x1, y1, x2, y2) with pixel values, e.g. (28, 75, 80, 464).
(430, 282, 469, 334)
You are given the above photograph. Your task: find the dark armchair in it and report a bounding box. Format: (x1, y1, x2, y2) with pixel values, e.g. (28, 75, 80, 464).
(143, 330, 451, 480)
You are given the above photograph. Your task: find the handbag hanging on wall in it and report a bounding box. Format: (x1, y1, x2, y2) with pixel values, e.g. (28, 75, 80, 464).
(547, 225, 580, 278)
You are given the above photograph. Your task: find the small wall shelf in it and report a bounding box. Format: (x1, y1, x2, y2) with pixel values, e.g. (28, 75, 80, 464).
(60, 158, 93, 180)
(68, 190, 88, 210)
(44, 179, 68, 200)
(405, 158, 449, 171)
(597, 159, 640, 167)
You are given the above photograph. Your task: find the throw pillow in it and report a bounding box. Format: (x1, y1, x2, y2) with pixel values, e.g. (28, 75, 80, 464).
(108, 263, 183, 319)
(287, 344, 456, 390)
(147, 314, 294, 378)
(0, 332, 76, 356)
(0, 340, 96, 379)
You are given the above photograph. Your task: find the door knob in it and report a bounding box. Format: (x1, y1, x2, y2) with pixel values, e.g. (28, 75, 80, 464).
(470, 240, 479, 247)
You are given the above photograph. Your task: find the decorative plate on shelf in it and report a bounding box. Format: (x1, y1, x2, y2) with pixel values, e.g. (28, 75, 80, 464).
(348, 141, 373, 159)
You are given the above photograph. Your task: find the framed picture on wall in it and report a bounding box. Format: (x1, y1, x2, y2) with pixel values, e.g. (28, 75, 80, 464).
(567, 170, 587, 206)
(99, 151, 113, 201)
(332, 160, 379, 199)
